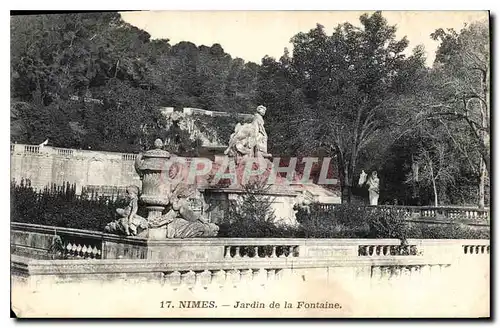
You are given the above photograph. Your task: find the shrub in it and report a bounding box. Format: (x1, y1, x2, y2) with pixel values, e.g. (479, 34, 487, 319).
(11, 179, 128, 231)
(11, 180, 489, 240)
(217, 180, 297, 238)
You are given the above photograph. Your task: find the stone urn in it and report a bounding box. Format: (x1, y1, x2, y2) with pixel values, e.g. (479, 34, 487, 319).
(134, 139, 181, 239)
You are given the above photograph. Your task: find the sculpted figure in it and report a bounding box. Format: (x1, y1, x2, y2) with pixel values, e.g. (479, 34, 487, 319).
(366, 171, 380, 206)
(105, 185, 148, 236)
(224, 105, 272, 159)
(358, 170, 367, 187)
(293, 190, 313, 214)
(165, 181, 219, 238)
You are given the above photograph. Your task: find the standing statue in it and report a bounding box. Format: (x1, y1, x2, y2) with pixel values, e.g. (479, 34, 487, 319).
(366, 171, 380, 206)
(224, 105, 272, 159)
(358, 170, 367, 187)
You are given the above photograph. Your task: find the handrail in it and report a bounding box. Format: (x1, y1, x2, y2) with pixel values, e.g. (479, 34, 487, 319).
(10, 143, 137, 159)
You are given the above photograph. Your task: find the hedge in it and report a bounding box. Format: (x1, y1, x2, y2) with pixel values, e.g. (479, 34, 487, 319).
(11, 181, 489, 240)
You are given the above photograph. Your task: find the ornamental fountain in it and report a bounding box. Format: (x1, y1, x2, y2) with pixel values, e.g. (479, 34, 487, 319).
(104, 138, 219, 239)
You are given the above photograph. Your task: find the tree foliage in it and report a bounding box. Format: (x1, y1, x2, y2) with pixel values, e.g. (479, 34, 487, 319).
(11, 13, 259, 152)
(257, 12, 427, 202)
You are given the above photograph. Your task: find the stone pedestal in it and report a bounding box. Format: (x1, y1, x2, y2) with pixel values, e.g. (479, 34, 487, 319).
(148, 227, 167, 240)
(201, 186, 299, 225)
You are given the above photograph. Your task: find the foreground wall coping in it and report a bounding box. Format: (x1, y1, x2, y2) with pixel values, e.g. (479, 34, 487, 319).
(11, 222, 490, 246)
(11, 254, 455, 276)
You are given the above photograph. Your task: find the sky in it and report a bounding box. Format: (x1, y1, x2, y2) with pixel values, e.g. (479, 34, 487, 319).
(120, 11, 488, 67)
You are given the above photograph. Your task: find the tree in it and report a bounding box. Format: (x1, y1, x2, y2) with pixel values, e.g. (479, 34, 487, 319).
(260, 12, 426, 203)
(404, 122, 459, 207)
(400, 20, 490, 208)
(429, 21, 490, 208)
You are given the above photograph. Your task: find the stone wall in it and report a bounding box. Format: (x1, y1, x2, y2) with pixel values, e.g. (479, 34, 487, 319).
(10, 223, 490, 317)
(10, 144, 141, 194)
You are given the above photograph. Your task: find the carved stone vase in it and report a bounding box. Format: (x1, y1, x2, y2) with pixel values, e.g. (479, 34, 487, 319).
(134, 141, 178, 239)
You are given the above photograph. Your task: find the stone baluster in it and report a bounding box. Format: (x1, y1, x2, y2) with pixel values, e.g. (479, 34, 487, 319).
(253, 268, 267, 286)
(254, 246, 259, 258)
(167, 271, 181, 289)
(241, 246, 249, 258)
(267, 269, 276, 281)
(277, 246, 284, 258)
(286, 246, 293, 258)
(212, 270, 226, 287)
(77, 244, 83, 258)
(89, 246, 96, 259)
(228, 269, 241, 286)
(182, 270, 196, 288)
(65, 243, 73, 257)
(233, 246, 241, 258)
(224, 246, 231, 259)
(270, 246, 277, 258)
(84, 246, 92, 259)
(240, 269, 253, 282)
(71, 244, 78, 257)
(196, 270, 212, 288)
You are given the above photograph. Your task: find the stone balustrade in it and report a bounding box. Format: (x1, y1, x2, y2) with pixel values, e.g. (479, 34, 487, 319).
(314, 204, 490, 222)
(357, 244, 419, 256)
(56, 148, 74, 156)
(122, 153, 137, 161)
(11, 222, 490, 318)
(11, 222, 104, 260)
(64, 242, 102, 259)
(463, 244, 490, 255)
(11, 222, 490, 264)
(11, 143, 136, 160)
(23, 145, 40, 154)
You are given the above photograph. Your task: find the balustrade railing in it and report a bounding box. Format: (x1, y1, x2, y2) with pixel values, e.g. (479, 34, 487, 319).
(24, 145, 40, 154)
(122, 154, 137, 161)
(463, 244, 490, 255)
(11, 143, 138, 163)
(11, 222, 104, 260)
(223, 245, 300, 259)
(358, 244, 419, 256)
(11, 222, 490, 264)
(314, 204, 490, 222)
(56, 148, 74, 157)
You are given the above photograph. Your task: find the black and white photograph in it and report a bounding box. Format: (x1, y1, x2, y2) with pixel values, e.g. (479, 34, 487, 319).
(9, 9, 490, 318)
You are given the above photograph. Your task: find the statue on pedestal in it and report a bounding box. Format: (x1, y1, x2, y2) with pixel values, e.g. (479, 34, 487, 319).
(224, 105, 272, 160)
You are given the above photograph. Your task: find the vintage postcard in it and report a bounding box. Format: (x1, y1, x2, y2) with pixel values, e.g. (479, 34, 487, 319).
(10, 10, 490, 318)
